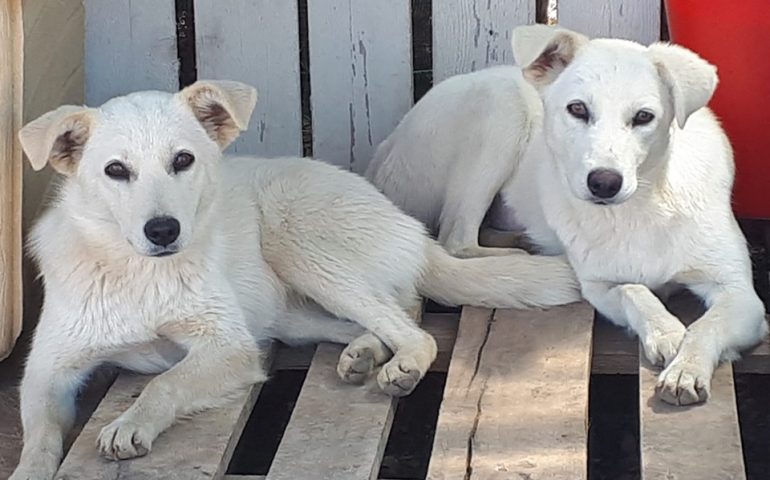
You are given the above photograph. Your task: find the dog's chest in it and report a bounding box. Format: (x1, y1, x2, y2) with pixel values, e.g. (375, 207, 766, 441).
(549, 205, 686, 287)
(64, 260, 212, 342)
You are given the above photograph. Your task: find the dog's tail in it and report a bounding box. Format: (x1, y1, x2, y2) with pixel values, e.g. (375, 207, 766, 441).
(417, 242, 581, 309)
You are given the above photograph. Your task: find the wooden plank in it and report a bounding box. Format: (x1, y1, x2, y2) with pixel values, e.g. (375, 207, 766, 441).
(266, 343, 396, 480)
(640, 361, 745, 479)
(57, 353, 274, 480)
(307, 0, 413, 173)
(428, 303, 594, 479)
(432, 0, 535, 82)
(639, 296, 746, 480)
(194, 0, 302, 157)
(271, 312, 459, 373)
(557, 0, 661, 45)
(84, 0, 178, 106)
(0, 0, 23, 360)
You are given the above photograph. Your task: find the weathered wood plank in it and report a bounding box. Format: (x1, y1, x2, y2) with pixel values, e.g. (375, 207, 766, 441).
(557, 0, 661, 45)
(56, 359, 272, 479)
(84, 0, 178, 106)
(428, 303, 594, 479)
(267, 311, 770, 375)
(266, 343, 396, 480)
(307, 0, 413, 173)
(194, 0, 302, 157)
(0, 0, 23, 361)
(640, 361, 745, 479)
(639, 295, 746, 480)
(432, 0, 535, 82)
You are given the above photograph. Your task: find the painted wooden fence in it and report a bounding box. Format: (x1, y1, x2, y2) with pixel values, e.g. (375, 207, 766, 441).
(83, 0, 661, 175)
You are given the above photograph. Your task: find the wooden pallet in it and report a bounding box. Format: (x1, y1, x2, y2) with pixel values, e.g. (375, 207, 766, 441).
(56, 295, 768, 480)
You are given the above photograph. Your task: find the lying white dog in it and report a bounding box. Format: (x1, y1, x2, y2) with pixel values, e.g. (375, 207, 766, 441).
(367, 24, 768, 405)
(10, 80, 579, 479)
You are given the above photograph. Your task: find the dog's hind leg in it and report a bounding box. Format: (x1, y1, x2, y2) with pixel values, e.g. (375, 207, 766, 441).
(438, 155, 523, 258)
(270, 302, 394, 384)
(284, 282, 435, 396)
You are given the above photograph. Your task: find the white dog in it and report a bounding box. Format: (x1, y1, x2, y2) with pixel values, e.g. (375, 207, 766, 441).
(10, 80, 579, 479)
(367, 24, 768, 405)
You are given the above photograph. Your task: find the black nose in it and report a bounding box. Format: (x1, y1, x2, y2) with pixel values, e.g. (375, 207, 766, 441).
(587, 168, 623, 199)
(144, 216, 180, 246)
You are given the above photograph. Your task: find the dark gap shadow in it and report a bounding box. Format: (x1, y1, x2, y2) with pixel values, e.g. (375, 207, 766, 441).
(588, 374, 640, 480)
(735, 372, 770, 480)
(227, 369, 308, 475)
(379, 372, 447, 479)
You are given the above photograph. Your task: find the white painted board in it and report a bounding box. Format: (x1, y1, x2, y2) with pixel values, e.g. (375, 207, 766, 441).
(307, 0, 413, 173)
(195, 0, 303, 157)
(432, 0, 536, 81)
(85, 0, 179, 106)
(558, 0, 661, 45)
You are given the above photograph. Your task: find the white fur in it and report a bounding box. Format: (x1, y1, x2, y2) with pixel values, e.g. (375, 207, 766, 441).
(10, 80, 579, 480)
(366, 25, 768, 406)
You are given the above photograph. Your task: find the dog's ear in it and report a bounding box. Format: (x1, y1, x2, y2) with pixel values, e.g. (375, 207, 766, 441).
(18, 105, 97, 175)
(647, 43, 718, 129)
(177, 80, 258, 149)
(512, 24, 588, 88)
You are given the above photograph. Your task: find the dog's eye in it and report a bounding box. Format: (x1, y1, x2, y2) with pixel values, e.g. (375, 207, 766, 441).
(566, 101, 589, 122)
(104, 161, 131, 181)
(172, 151, 195, 173)
(632, 110, 655, 127)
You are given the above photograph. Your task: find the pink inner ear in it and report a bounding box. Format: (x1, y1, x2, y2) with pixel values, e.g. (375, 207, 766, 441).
(524, 44, 562, 82)
(49, 120, 90, 175)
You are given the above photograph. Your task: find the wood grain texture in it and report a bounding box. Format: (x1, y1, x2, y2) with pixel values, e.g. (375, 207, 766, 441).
(432, 0, 535, 82)
(557, 0, 661, 45)
(307, 0, 413, 173)
(57, 356, 272, 480)
(640, 361, 745, 479)
(266, 343, 396, 480)
(428, 303, 594, 479)
(0, 0, 23, 361)
(639, 295, 747, 480)
(84, 0, 178, 106)
(195, 0, 302, 157)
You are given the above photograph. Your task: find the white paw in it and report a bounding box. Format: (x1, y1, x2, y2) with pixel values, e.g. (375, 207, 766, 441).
(337, 343, 378, 384)
(97, 416, 155, 460)
(9, 461, 58, 480)
(377, 355, 424, 397)
(656, 357, 711, 406)
(642, 323, 686, 367)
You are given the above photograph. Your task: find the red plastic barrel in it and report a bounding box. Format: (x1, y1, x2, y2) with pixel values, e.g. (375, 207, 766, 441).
(665, 0, 770, 219)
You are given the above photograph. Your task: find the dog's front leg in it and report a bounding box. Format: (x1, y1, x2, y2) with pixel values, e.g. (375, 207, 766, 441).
(11, 328, 98, 480)
(96, 312, 265, 461)
(582, 281, 686, 366)
(657, 284, 767, 405)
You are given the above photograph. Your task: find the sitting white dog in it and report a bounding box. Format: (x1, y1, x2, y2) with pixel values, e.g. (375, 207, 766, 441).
(367, 24, 768, 405)
(10, 80, 579, 480)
